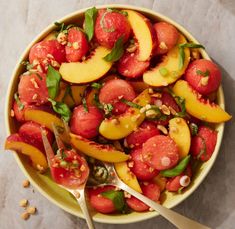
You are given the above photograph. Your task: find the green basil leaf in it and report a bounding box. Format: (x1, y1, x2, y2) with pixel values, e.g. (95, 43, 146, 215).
(189, 123, 198, 136)
(14, 93, 24, 111)
(103, 36, 124, 62)
(196, 135, 207, 159)
(46, 65, 61, 99)
(91, 82, 103, 90)
(48, 98, 71, 122)
(106, 7, 128, 16)
(103, 103, 113, 115)
(196, 69, 210, 77)
(175, 96, 186, 117)
(160, 155, 191, 177)
(85, 7, 98, 41)
(179, 43, 205, 49)
(82, 98, 88, 112)
(120, 98, 143, 109)
(94, 93, 104, 110)
(179, 46, 185, 70)
(101, 190, 125, 212)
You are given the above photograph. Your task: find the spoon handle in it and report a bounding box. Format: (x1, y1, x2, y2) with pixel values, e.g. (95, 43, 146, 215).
(118, 181, 211, 229)
(71, 189, 95, 229)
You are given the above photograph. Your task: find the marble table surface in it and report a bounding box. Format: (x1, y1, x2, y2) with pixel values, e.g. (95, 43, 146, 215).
(0, 0, 235, 228)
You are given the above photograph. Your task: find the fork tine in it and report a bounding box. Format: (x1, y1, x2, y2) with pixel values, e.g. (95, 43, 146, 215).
(41, 127, 54, 167)
(52, 122, 66, 150)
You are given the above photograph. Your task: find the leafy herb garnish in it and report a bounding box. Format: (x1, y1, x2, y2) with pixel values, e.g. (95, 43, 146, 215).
(103, 36, 124, 62)
(54, 22, 76, 34)
(46, 65, 61, 99)
(84, 7, 98, 41)
(101, 190, 125, 212)
(120, 98, 142, 109)
(196, 69, 210, 77)
(48, 98, 71, 122)
(14, 93, 24, 111)
(103, 103, 113, 114)
(178, 43, 205, 69)
(189, 123, 198, 136)
(82, 97, 88, 112)
(106, 7, 128, 16)
(197, 135, 207, 159)
(160, 155, 191, 177)
(94, 93, 113, 116)
(91, 82, 103, 90)
(57, 149, 67, 159)
(21, 60, 34, 71)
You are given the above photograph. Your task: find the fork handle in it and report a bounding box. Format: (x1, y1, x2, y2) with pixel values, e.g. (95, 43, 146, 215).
(118, 181, 211, 229)
(72, 189, 95, 229)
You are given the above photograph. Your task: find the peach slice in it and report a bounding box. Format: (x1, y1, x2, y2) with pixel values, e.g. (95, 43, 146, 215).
(124, 10, 155, 61)
(24, 109, 70, 143)
(59, 46, 112, 84)
(169, 117, 191, 159)
(5, 135, 48, 170)
(99, 89, 151, 140)
(143, 34, 190, 86)
(70, 133, 129, 163)
(114, 162, 142, 193)
(173, 80, 232, 123)
(152, 174, 167, 192)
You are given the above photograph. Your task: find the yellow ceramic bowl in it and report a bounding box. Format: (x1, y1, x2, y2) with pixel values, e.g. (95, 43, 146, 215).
(5, 4, 225, 224)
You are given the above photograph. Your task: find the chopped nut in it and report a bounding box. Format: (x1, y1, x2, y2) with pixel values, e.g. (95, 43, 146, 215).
(148, 88, 154, 94)
(124, 191, 131, 198)
(46, 54, 54, 59)
(169, 106, 177, 115)
(26, 206, 37, 215)
(21, 212, 30, 220)
(157, 125, 168, 135)
(51, 60, 60, 68)
(72, 42, 79, 49)
(118, 95, 124, 100)
(30, 78, 39, 89)
(73, 191, 80, 199)
(159, 42, 168, 50)
(32, 59, 40, 66)
(80, 164, 86, 172)
(32, 94, 38, 100)
(10, 109, 15, 117)
(36, 164, 45, 173)
(200, 76, 209, 86)
(146, 109, 158, 118)
(57, 32, 67, 45)
(154, 99, 163, 107)
(160, 105, 171, 115)
(126, 43, 137, 53)
(36, 64, 43, 73)
(151, 93, 162, 98)
(111, 119, 119, 125)
(140, 107, 146, 113)
(128, 161, 134, 168)
(149, 207, 154, 212)
(22, 180, 30, 188)
(145, 104, 152, 110)
(19, 199, 28, 207)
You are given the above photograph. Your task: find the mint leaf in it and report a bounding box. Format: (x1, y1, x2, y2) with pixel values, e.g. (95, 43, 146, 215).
(160, 155, 191, 177)
(48, 98, 71, 122)
(178, 43, 205, 70)
(196, 69, 210, 77)
(46, 65, 61, 99)
(120, 98, 143, 109)
(85, 7, 98, 41)
(91, 82, 103, 90)
(14, 93, 24, 111)
(101, 190, 125, 212)
(103, 36, 124, 62)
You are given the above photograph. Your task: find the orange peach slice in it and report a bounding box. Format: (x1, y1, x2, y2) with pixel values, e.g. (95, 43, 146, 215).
(70, 133, 129, 163)
(59, 46, 112, 84)
(99, 89, 151, 140)
(173, 80, 232, 123)
(169, 117, 191, 159)
(5, 137, 48, 170)
(143, 34, 190, 86)
(125, 10, 155, 61)
(115, 162, 142, 193)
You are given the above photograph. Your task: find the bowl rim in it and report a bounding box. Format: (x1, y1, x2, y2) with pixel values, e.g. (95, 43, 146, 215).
(5, 4, 225, 224)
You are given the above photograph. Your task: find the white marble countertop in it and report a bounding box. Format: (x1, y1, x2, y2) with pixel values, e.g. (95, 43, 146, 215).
(0, 0, 235, 228)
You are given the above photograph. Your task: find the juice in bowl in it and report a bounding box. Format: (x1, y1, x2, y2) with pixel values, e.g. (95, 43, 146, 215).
(4, 4, 231, 225)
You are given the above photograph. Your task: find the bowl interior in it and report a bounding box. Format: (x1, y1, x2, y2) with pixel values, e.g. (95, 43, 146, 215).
(5, 4, 225, 224)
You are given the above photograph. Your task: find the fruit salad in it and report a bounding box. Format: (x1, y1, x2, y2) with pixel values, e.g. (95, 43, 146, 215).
(5, 7, 231, 214)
